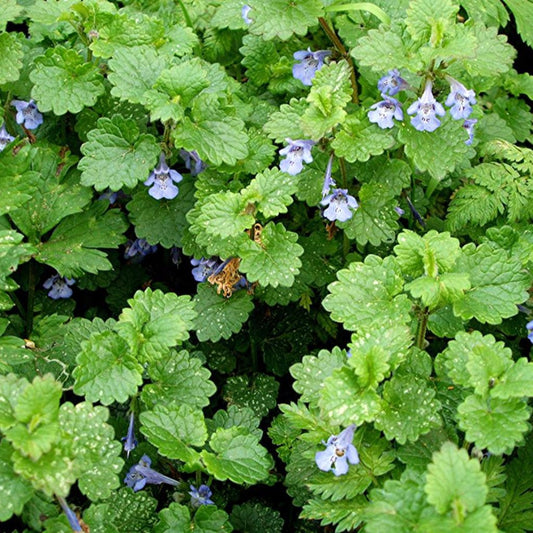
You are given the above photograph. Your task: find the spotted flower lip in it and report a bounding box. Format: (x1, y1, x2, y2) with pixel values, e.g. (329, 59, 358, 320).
(0, 124, 15, 151)
(377, 69, 408, 96)
(11, 99, 44, 130)
(144, 153, 183, 200)
(407, 80, 446, 132)
(445, 77, 476, 120)
(320, 188, 358, 223)
(279, 138, 315, 175)
(43, 274, 75, 299)
(292, 48, 331, 86)
(368, 94, 403, 129)
(315, 424, 359, 476)
(124, 454, 179, 492)
(189, 484, 215, 506)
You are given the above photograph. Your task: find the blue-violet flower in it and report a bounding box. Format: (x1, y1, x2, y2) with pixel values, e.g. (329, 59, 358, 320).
(527, 320, 533, 344)
(377, 69, 408, 96)
(121, 412, 137, 458)
(241, 5, 252, 24)
(144, 154, 183, 200)
(125, 455, 179, 492)
(279, 138, 315, 175)
(0, 124, 15, 151)
(322, 154, 336, 198)
(180, 149, 206, 176)
(191, 257, 219, 282)
(315, 424, 359, 476)
(11, 99, 43, 130)
(292, 48, 331, 86)
(368, 95, 403, 129)
(57, 496, 82, 532)
(462, 118, 477, 145)
(189, 484, 215, 506)
(124, 238, 158, 260)
(43, 275, 75, 299)
(407, 81, 445, 132)
(321, 189, 358, 222)
(445, 77, 476, 120)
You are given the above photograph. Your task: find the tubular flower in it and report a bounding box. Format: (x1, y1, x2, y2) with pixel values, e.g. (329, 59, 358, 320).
(124, 455, 179, 492)
(322, 154, 336, 198)
(189, 484, 215, 506)
(144, 153, 183, 200)
(368, 95, 403, 129)
(124, 238, 158, 260)
(462, 118, 478, 145)
(315, 424, 359, 476)
(191, 257, 220, 282)
(57, 496, 82, 532)
(320, 188, 358, 222)
(11, 99, 44, 129)
(292, 48, 331, 86)
(43, 275, 75, 299)
(527, 320, 533, 344)
(279, 138, 315, 175)
(377, 69, 408, 96)
(121, 412, 137, 458)
(407, 81, 445, 132)
(241, 5, 252, 24)
(0, 124, 15, 151)
(179, 149, 206, 176)
(445, 77, 476, 120)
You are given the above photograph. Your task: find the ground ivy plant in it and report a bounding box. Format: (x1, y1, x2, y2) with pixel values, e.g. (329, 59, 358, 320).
(0, 0, 532, 531)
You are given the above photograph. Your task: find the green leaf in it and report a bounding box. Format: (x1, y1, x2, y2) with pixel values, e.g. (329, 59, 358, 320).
(290, 347, 346, 407)
(0, 32, 23, 85)
(425, 441, 488, 514)
(79, 115, 160, 191)
(142, 349, 216, 410)
(240, 34, 279, 86)
(302, 61, 352, 139)
(458, 395, 531, 454)
(211, 405, 262, 439)
(212, 0, 251, 29)
(323, 255, 412, 331)
(398, 116, 475, 181)
(154, 503, 190, 533)
(224, 374, 279, 418)
(244, 168, 298, 218)
(375, 375, 441, 444)
(405, 0, 458, 42)
(73, 330, 144, 405)
(231, 502, 284, 533)
(108, 45, 165, 105)
(36, 201, 128, 277)
(126, 176, 195, 248)
(140, 404, 206, 463)
(155, 503, 233, 533)
(30, 46, 104, 115)
(248, 0, 323, 40)
(193, 283, 254, 343)
(239, 222, 303, 287)
(264, 98, 306, 143)
(492, 358, 533, 400)
(172, 116, 249, 167)
(453, 243, 530, 324)
(201, 426, 273, 484)
(332, 113, 396, 162)
(0, 230, 36, 282)
(115, 288, 196, 363)
(0, 440, 34, 521)
(0, 0, 23, 32)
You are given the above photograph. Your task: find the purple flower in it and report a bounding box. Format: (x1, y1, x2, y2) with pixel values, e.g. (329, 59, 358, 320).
(445, 77, 476, 120)
(170, 246, 181, 266)
(407, 81, 446, 132)
(124, 238, 158, 260)
(462, 119, 477, 145)
(320, 188, 358, 222)
(0, 124, 15, 152)
(125, 455, 179, 492)
(368, 94, 403, 129)
(377, 69, 408, 96)
(241, 5, 252, 24)
(189, 484, 214, 506)
(315, 424, 359, 476)
(279, 138, 315, 175)
(11, 99, 43, 130)
(43, 275, 75, 299)
(394, 206, 405, 216)
(57, 496, 82, 532)
(144, 154, 183, 200)
(179, 149, 206, 176)
(191, 257, 219, 282)
(121, 412, 137, 458)
(322, 154, 336, 198)
(527, 320, 533, 344)
(292, 48, 331, 86)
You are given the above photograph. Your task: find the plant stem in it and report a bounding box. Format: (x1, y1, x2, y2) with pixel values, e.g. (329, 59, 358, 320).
(26, 262, 36, 337)
(318, 17, 359, 104)
(177, 0, 193, 27)
(416, 307, 429, 349)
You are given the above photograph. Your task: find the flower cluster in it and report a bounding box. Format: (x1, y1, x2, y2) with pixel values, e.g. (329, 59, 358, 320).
(43, 274, 75, 299)
(124, 455, 178, 492)
(0, 124, 15, 152)
(315, 424, 360, 476)
(124, 238, 158, 261)
(11, 99, 43, 130)
(368, 70, 478, 144)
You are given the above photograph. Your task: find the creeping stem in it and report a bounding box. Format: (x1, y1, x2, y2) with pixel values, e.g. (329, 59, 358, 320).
(416, 307, 429, 349)
(177, 0, 193, 27)
(318, 17, 359, 104)
(26, 262, 36, 337)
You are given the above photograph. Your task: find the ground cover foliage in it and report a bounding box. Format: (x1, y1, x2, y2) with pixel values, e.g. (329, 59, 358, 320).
(0, 0, 533, 531)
